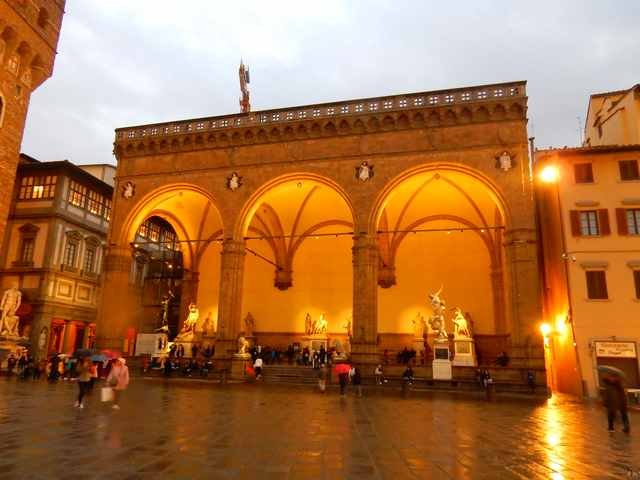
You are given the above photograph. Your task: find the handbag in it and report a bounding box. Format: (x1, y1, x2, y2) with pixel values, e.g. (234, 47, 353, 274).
(101, 386, 114, 402)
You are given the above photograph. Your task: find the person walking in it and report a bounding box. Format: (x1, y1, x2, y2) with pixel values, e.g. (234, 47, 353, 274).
(352, 367, 362, 397)
(75, 358, 92, 409)
(106, 358, 130, 410)
(402, 365, 414, 396)
(318, 364, 327, 393)
(253, 356, 263, 380)
(601, 374, 630, 433)
(374, 365, 384, 385)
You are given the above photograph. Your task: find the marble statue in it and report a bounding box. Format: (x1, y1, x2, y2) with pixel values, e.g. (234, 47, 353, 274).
(314, 314, 328, 335)
(412, 312, 426, 338)
(427, 287, 448, 340)
(201, 312, 216, 336)
(244, 312, 255, 337)
(0, 285, 22, 337)
(452, 307, 472, 339)
(175, 302, 199, 341)
(304, 312, 313, 335)
(342, 318, 352, 339)
(237, 336, 249, 355)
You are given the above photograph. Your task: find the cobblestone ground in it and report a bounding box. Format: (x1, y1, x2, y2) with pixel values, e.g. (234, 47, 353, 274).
(0, 379, 638, 480)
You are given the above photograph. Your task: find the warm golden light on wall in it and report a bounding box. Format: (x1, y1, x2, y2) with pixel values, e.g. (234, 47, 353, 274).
(540, 322, 552, 336)
(555, 314, 567, 335)
(539, 165, 559, 183)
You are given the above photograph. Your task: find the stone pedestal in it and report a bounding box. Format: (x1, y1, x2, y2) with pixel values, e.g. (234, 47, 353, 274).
(413, 337, 425, 355)
(231, 354, 251, 380)
(303, 334, 328, 352)
(452, 338, 477, 367)
(432, 340, 452, 380)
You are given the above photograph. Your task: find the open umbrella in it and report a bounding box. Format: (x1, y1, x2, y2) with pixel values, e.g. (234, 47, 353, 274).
(597, 365, 626, 379)
(100, 349, 121, 360)
(334, 363, 351, 375)
(75, 348, 93, 358)
(91, 354, 107, 362)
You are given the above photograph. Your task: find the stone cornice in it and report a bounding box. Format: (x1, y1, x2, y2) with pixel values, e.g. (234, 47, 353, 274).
(114, 81, 527, 160)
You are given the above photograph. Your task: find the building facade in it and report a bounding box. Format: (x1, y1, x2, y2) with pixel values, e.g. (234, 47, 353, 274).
(0, 154, 114, 359)
(584, 84, 640, 147)
(100, 80, 545, 375)
(0, 0, 65, 256)
(536, 145, 640, 397)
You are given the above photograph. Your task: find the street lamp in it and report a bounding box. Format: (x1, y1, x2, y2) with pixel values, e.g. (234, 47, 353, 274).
(539, 165, 559, 183)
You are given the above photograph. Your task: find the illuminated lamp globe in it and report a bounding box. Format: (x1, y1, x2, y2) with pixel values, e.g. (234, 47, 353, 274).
(539, 323, 552, 336)
(539, 165, 559, 183)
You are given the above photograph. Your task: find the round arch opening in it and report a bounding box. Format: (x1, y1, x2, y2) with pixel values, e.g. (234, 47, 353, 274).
(239, 175, 355, 350)
(372, 166, 510, 361)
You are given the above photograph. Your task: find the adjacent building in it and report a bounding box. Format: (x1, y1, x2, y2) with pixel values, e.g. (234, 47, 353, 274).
(536, 84, 640, 398)
(0, 154, 114, 358)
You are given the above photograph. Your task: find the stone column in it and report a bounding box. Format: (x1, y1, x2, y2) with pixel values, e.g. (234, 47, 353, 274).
(95, 246, 136, 350)
(490, 264, 506, 334)
(503, 228, 544, 367)
(351, 234, 379, 365)
(178, 270, 200, 331)
(214, 240, 246, 361)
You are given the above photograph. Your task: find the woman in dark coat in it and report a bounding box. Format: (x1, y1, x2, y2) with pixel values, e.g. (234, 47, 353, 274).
(601, 375, 630, 433)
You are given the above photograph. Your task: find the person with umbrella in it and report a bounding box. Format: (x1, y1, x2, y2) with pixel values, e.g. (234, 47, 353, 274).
(334, 362, 350, 396)
(598, 365, 630, 433)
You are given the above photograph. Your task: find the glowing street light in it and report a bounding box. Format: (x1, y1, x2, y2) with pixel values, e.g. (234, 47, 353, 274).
(540, 322, 552, 337)
(539, 165, 559, 183)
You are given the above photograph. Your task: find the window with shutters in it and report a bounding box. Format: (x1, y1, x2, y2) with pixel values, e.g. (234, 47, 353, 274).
(627, 209, 640, 235)
(579, 211, 599, 236)
(586, 270, 608, 299)
(619, 160, 639, 181)
(573, 163, 594, 183)
(634, 271, 640, 300)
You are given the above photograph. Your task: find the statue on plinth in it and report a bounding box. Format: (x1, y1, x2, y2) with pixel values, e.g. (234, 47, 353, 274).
(175, 302, 199, 341)
(313, 314, 328, 335)
(452, 307, 472, 339)
(427, 286, 448, 341)
(156, 290, 174, 333)
(244, 312, 255, 337)
(412, 312, 426, 339)
(237, 336, 249, 355)
(201, 312, 216, 336)
(304, 312, 313, 335)
(0, 285, 22, 337)
(342, 318, 352, 339)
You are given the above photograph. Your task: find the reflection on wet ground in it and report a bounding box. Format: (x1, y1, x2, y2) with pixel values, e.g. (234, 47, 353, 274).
(0, 379, 637, 479)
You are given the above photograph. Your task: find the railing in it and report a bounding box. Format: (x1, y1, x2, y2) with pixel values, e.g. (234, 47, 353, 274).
(116, 81, 526, 142)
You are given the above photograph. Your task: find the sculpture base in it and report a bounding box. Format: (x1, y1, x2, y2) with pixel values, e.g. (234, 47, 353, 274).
(432, 359, 453, 380)
(452, 338, 477, 367)
(230, 355, 250, 380)
(303, 334, 328, 352)
(432, 340, 452, 380)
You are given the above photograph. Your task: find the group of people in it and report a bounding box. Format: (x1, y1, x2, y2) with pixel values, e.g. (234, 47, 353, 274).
(249, 343, 339, 367)
(73, 356, 130, 410)
(2, 352, 47, 380)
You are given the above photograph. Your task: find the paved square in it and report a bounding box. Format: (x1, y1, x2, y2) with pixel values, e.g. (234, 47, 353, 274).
(0, 379, 638, 479)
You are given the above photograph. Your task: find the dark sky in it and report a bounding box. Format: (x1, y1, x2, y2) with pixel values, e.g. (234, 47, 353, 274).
(21, 0, 640, 165)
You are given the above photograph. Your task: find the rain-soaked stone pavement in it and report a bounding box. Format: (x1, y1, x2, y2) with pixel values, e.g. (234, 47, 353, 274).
(0, 378, 638, 480)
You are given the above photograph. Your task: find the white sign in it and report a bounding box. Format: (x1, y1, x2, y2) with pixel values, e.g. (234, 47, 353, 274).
(595, 341, 637, 358)
(135, 333, 167, 355)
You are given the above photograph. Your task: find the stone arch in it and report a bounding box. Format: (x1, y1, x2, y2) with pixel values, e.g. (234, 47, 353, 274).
(235, 172, 357, 241)
(369, 163, 511, 233)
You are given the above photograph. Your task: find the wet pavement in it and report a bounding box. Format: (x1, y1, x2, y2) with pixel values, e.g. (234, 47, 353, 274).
(0, 378, 638, 479)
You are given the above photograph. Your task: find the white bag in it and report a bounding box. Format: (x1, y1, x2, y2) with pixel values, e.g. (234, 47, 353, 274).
(101, 386, 114, 402)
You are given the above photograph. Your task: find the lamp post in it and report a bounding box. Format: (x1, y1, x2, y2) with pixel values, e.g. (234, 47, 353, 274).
(538, 164, 586, 398)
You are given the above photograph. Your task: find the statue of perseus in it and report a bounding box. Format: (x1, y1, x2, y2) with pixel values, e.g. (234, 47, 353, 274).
(427, 286, 448, 341)
(0, 285, 22, 337)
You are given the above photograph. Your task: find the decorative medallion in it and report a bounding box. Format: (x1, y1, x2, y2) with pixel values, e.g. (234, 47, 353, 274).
(226, 172, 243, 191)
(355, 161, 374, 182)
(122, 181, 135, 199)
(495, 150, 514, 172)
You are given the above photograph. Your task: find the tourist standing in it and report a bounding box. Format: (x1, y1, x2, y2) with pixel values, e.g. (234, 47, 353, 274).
(106, 358, 130, 410)
(601, 374, 630, 433)
(75, 358, 92, 409)
(374, 365, 384, 385)
(318, 364, 327, 393)
(6, 353, 16, 376)
(402, 365, 414, 396)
